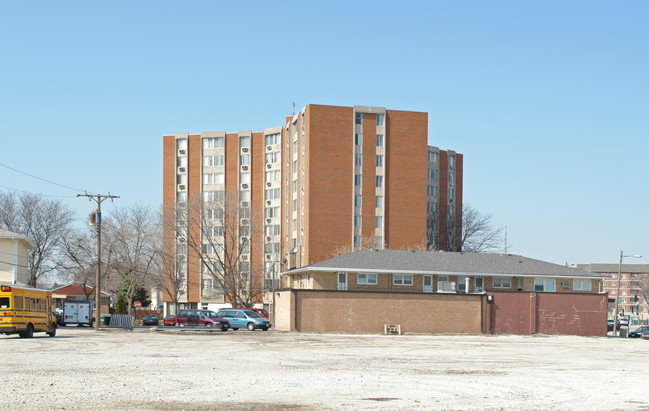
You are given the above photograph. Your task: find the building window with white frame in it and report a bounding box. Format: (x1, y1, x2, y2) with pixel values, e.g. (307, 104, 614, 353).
(375, 216, 382, 228)
(376, 155, 383, 168)
(376, 175, 383, 188)
(354, 175, 362, 187)
(376, 134, 384, 146)
(534, 278, 556, 292)
(355, 112, 362, 125)
(357, 273, 377, 285)
(355, 154, 362, 167)
(375, 196, 383, 208)
(492, 277, 512, 289)
(393, 274, 413, 286)
(355, 133, 362, 146)
(376, 114, 384, 126)
(239, 136, 251, 147)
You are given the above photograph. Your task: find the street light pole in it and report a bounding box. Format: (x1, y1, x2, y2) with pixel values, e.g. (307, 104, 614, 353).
(612, 251, 642, 335)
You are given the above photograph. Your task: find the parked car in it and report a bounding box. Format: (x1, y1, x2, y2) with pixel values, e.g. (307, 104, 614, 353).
(629, 325, 649, 338)
(163, 315, 177, 326)
(176, 310, 230, 331)
(142, 314, 159, 326)
(217, 308, 271, 331)
(247, 308, 269, 318)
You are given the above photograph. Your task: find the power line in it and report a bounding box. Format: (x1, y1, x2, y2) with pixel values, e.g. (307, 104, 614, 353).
(0, 183, 79, 198)
(0, 161, 88, 192)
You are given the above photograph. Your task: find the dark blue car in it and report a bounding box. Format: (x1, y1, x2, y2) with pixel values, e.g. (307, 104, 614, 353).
(629, 325, 649, 338)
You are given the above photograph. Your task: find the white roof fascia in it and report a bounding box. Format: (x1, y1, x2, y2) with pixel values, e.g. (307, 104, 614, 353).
(281, 266, 604, 279)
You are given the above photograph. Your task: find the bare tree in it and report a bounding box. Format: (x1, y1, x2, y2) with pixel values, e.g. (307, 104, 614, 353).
(427, 203, 503, 253)
(168, 194, 263, 308)
(103, 205, 162, 314)
(329, 235, 387, 258)
(0, 192, 74, 287)
(56, 227, 97, 299)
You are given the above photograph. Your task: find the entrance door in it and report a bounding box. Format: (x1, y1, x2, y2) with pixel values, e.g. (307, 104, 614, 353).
(475, 277, 484, 292)
(337, 272, 347, 290)
(423, 275, 433, 293)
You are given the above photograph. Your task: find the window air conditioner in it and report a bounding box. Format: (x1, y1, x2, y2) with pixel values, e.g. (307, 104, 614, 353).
(178, 149, 186, 155)
(178, 184, 186, 190)
(178, 167, 186, 173)
(242, 165, 249, 171)
(241, 201, 249, 207)
(241, 218, 249, 225)
(266, 182, 272, 187)
(265, 254, 272, 260)
(266, 200, 272, 206)
(266, 164, 272, 169)
(242, 184, 249, 189)
(241, 254, 248, 260)
(266, 145, 272, 151)
(266, 236, 272, 242)
(242, 147, 249, 153)
(266, 218, 272, 224)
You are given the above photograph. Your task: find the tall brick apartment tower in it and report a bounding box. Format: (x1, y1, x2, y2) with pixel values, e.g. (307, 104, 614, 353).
(162, 104, 462, 312)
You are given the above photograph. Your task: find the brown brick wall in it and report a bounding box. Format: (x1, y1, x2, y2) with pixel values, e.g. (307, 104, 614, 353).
(251, 132, 264, 302)
(306, 105, 354, 261)
(275, 289, 484, 334)
(385, 110, 428, 250)
(488, 291, 607, 336)
(162, 135, 176, 302)
(186, 134, 202, 303)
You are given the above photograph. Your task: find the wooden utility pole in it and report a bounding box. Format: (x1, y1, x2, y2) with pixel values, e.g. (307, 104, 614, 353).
(77, 192, 119, 331)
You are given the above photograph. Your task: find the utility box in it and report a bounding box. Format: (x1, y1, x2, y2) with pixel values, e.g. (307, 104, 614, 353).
(63, 300, 93, 326)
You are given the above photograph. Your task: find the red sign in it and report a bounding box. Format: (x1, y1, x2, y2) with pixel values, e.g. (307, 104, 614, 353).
(134, 301, 141, 308)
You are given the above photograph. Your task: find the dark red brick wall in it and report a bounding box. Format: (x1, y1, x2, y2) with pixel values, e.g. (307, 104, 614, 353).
(488, 291, 607, 336)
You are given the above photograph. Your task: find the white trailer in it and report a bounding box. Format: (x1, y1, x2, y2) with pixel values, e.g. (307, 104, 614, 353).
(63, 300, 93, 326)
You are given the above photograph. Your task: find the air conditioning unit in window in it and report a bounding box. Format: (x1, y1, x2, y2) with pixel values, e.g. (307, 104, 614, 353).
(266, 218, 272, 224)
(265, 254, 272, 260)
(241, 165, 249, 171)
(266, 164, 272, 169)
(242, 147, 249, 153)
(241, 201, 249, 207)
(266, 145, 272, 151)
(266, 236, 272, 242)
(242, 183, 249, 189)
(178, 149, 186, 155)
(178, 167, 186, 173)
(266, 200, 272, 206)
(241, 218, 249, 225)
(266, 182, 272, 187)
(178, 184, 186, 191)
(241, 254, 248, 260)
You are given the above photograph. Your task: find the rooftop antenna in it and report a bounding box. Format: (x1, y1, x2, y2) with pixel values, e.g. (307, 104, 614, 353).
(292, 102, 295, 116)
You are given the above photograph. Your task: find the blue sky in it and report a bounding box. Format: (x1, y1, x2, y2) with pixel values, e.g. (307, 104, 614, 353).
(0, 1, 647, 266)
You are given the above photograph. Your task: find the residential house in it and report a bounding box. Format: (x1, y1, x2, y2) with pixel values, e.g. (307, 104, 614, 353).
(0, 228, 35, 285)
(276, 250, 608, 336)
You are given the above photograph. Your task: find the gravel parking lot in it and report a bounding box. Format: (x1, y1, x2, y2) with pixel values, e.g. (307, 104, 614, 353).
(3, 326, 649, 410)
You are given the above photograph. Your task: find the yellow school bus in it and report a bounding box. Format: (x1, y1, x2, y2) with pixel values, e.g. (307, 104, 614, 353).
(0, 285, 57, 338)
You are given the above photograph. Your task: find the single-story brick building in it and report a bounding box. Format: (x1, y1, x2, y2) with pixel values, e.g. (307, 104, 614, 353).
(275, 250, 608, 336)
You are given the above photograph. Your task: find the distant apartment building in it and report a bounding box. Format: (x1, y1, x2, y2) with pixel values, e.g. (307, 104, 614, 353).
(162, 104, 463, 312)
(579, 263, 649, 321)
